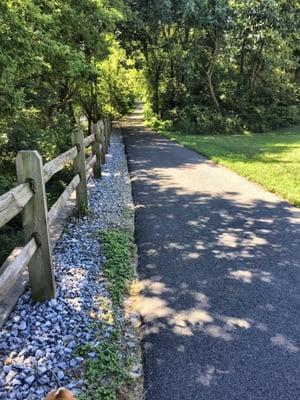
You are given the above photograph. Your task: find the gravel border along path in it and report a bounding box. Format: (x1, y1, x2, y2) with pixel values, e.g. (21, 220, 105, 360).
(0, 129, 138, 400)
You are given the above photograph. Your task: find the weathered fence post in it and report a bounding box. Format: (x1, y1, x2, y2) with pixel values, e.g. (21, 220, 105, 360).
(91, 122, 102, 178)
(16, 151, 56, 301)
(104, 118, 109, 154)
(98, 120, 106, 164)
(71, 128, 88, 211)
(107, 117, 111, 147)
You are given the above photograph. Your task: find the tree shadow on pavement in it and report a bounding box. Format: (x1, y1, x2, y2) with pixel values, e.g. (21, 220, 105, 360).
(123, 120, 300, 400)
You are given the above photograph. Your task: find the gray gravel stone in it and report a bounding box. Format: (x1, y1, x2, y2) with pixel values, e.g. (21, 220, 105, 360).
(0, 130, 134, 400)
(18, 322, 26, 331)
(57, 371, 64, 381)
(25, 376, 35, 385)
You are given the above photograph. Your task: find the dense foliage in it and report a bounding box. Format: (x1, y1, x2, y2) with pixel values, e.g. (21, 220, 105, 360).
(0, 0, 137, 175)
(120, 0, 300, 133)
(0, 0, 139, 264)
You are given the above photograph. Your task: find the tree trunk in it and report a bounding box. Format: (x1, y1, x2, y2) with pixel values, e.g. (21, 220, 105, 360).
(205, 34, 221, 113)
(152, 65, 161, 115)
(207, 72, 221, 113)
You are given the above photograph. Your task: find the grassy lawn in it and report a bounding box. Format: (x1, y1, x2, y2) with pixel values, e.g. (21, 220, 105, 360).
(160, 126, 300, 207)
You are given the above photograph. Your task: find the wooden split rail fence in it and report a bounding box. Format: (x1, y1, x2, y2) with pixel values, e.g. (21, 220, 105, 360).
(0, 118, 111, 304)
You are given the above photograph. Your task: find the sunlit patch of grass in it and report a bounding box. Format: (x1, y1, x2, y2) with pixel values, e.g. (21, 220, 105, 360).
(160, 127, 300, 207)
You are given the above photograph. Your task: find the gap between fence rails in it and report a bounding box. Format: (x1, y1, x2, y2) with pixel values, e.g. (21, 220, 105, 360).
(0, 117, 112, 328)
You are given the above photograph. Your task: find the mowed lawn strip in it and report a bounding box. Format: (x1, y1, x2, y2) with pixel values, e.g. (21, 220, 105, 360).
(160, 127, 300, 207)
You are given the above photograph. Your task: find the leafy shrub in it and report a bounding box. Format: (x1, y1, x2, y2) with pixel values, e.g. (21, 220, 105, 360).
(243, 104, 300, 132)
(173, 106, 243, 134)
(153, 103, 300, 135)
(6, 111, 73, 158)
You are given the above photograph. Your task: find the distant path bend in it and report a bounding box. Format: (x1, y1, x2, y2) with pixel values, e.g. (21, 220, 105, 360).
(122, 106, 300, 400)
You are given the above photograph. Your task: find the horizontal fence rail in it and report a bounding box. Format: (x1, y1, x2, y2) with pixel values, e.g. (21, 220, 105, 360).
(0, 238, 37, 296)
(48, 174, 81, 226)
(43, 146, 78, 184)
(86, 154, 97, 173)
(84, 133, 96, 148)
(0, 117, 111, 306)
(0, 183, 33, 229)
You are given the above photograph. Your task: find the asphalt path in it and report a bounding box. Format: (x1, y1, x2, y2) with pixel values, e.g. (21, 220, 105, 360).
(122, 108, 300, 400)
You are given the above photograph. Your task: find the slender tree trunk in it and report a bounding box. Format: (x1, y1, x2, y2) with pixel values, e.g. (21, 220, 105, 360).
(207, 72, 221, 113)
(152, 64, 161, 115)
(205, 34, 221, 113)
(153, 76, 160, 115)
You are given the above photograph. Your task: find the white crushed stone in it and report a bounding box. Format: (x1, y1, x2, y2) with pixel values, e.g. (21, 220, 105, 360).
(0, 130, 133, 400)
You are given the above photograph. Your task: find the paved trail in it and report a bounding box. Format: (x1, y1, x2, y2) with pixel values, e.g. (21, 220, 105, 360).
(122, 108, 300, 400)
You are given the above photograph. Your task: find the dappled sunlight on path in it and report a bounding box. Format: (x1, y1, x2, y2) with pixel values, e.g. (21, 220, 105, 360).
(123, 108, 300, 400)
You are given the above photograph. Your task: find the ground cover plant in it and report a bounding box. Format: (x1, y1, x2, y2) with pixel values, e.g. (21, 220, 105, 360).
(77, 229, 140, 400)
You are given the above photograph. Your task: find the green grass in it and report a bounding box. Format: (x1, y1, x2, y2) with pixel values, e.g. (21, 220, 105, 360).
(160, 126, 300, 207)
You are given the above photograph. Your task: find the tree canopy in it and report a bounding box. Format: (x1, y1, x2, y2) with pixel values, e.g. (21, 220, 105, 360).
(0, 0, 137, 161)
(0, 0, 142, 264)
(120, 0, 300, 133)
